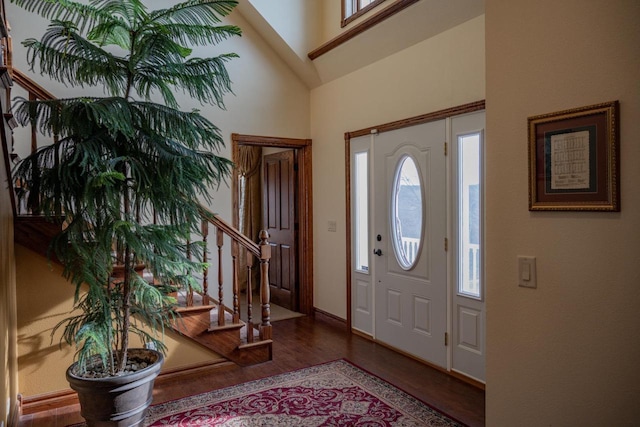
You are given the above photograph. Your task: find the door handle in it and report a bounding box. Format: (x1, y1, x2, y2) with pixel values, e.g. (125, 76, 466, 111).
(373, 249, 382, 256)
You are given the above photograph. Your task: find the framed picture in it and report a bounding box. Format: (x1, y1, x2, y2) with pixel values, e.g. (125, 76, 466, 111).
(528, 101, 620, 211)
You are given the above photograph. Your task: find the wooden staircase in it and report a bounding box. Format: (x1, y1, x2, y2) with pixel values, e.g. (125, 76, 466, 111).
(166, 215, 274, 366)
(172, 290, 272, 366)
(6, 64, 274, 367)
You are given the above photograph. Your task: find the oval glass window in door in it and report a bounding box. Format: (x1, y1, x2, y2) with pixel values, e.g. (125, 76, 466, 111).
(391, 155, 423, 270)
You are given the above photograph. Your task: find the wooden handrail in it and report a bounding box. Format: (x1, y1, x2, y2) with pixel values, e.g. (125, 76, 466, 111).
(206, 210, 261, 258)
(11, 68, 55, 100)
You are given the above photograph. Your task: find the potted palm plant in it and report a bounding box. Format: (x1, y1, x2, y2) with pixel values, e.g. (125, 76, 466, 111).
(11, 0, 241, 424)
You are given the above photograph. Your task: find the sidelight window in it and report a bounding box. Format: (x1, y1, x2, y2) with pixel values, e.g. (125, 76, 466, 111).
(354, 151, 369, 273)
(456, 132, 483, 298)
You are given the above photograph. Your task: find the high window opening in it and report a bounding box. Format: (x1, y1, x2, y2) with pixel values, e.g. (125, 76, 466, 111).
(342, 0, 387, 27)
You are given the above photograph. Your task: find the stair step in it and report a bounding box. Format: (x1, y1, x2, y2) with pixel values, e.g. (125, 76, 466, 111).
(208, 322, 244, 332)
(169, 290, 271, 366)
(238, 339, 273, 351)
(174, 303, 217, 314)
(232, 338, 272, 366)
(175, 289, 212, 306)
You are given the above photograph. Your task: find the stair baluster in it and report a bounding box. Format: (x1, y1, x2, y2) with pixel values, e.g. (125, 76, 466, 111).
(231, 240, 239, 323)
(202, 220, 210, 305)
(186, 235, 193, 307)
(216, 225, 225, 327)
(246, 249, 254, 344)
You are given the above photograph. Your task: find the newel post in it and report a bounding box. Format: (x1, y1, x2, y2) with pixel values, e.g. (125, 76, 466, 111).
(258, 230, 272, 340)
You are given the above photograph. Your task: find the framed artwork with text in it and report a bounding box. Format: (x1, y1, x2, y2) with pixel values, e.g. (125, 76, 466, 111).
(528, 101, 619, 211)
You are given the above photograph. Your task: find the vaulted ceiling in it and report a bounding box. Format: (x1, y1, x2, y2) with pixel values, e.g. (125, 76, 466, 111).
(237, 0, 485, 88)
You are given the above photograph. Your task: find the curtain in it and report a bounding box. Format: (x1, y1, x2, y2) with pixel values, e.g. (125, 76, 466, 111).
(237, 145, 262, 293)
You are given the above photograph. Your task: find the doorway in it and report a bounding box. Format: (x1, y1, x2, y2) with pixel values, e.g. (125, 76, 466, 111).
(345, 101, 486, 383)
(263, 149, 297, 310)
(352, 120, 448, 368)
(231, 134, 314, 315)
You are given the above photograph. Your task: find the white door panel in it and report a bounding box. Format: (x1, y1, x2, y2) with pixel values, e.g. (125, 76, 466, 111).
(373, 121, 447, 368)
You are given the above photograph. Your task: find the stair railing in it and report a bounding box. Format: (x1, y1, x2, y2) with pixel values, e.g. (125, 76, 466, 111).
(199, 210, 272, 342)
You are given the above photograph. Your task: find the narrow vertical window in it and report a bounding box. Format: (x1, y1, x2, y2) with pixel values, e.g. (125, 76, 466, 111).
(457, 133, 482, 298)
(354, 152, 369, 272)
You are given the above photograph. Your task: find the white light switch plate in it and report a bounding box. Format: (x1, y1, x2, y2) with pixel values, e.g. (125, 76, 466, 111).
(518, 256, 537, 289)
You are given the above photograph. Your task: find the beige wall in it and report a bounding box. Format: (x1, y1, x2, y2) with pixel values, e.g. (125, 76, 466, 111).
(485, 1, 640, 424)
(310, 15, 485, 317)
(248, 0, 321, 60)
(15, 246, 226, 396)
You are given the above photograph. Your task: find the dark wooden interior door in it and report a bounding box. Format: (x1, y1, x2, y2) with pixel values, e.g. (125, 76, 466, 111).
(263, 150, 297, 311)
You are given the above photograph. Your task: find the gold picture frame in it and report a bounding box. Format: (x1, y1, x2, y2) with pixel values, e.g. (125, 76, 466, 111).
(528, 101, 620, 211)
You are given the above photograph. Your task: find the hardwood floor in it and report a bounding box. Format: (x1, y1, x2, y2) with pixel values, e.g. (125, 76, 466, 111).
(18, 312, 485, 426)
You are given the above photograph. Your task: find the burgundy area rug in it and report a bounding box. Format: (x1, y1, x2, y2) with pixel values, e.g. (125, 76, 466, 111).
(144, 359, 465, 426)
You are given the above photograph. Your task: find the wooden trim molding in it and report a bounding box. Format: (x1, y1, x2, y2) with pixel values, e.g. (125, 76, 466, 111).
(231, 133, 314, 315)
(341, 0, 388, 28)
(20, 360, 235, 415)
(346, 100, 486, 139)
(313, 307, 347, 325)
(309, 0, 419, 60)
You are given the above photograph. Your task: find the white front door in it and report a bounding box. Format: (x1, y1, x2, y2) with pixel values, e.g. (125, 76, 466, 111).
(373, 120, 448, 368)
(349, 111, 486, 382)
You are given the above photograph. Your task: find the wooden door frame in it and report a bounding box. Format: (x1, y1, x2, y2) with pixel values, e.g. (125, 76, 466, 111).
(344, 100, 485, 332)
(232, 133, 314, 315)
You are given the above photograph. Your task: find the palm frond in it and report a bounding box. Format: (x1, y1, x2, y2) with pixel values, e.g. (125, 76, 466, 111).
(130, 101, 224, 148)
(153, 23, 241, 47)
(11, 0, 118, 34)
(135, 54, 237, 108)
(148, 0, 238, 27)
(87, 19, 131, 49)
(133, 31, 194, 64)
(91, 0, 148, 26)
(23, 20, 128, 94)
(12, 96, 135, 139)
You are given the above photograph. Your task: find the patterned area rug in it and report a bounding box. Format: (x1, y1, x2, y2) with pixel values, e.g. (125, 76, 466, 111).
(145, 359, 464, 426)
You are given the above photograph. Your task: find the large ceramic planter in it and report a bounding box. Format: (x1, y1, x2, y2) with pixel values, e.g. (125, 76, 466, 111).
(66, 348, 164, 427)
